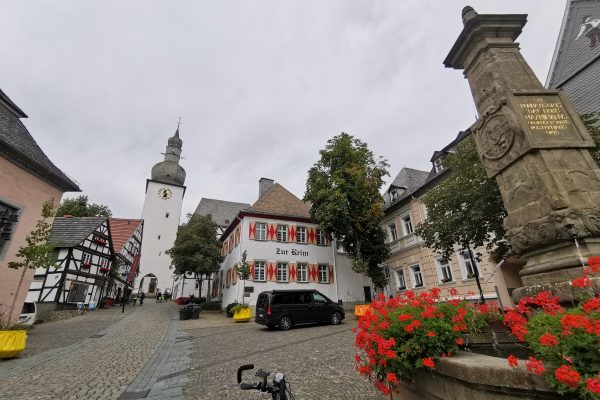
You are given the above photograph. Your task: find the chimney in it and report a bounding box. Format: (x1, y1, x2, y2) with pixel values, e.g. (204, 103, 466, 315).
(259, 178, 274, 198)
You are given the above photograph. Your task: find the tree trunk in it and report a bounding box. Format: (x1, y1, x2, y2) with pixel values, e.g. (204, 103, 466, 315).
(9, 265, 29, 321)
(207, 274, 212, 301)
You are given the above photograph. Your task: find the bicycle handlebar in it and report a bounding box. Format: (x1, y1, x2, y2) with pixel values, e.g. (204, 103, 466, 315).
(237, 364, 254, 383)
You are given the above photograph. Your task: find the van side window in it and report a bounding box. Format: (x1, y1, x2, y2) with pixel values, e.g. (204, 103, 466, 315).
(313, 292, 327, 303)
(272, 293, 292, 305)
(292, 292, 311, 304)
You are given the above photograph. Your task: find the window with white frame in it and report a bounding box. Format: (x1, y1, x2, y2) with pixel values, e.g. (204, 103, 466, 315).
(253, 261, 266, 281)
(99, 258, 109, 268)
(277, 225, 288, 242)
(434, 157, 446, 173)
(401, 214, 414, 236)
(410, 264, 424, 288)
(82, 253, 92, 265)
(297, 263, 308, 282)
(296, 226, 307, 244)
(436, 257, 453, 283)
(277, 263, 288, 282)
(459, 250, 479, 279)
(316, 229, 326, 246)
(256, 222, 266, 241)
(388, 223, 398, 241)
(396, 268, 406, 290)
(318, 264, 329, 283)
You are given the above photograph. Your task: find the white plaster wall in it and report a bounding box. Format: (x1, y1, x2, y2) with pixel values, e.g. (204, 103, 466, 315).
(139, 181, 184, 294)
(219, 217, 372, 307)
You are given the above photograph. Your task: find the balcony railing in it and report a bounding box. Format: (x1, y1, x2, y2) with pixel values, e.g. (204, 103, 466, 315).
(386, 234, 419, 253)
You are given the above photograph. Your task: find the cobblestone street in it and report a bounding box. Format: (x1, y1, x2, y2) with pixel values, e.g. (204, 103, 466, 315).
(0, 303, 381, 400)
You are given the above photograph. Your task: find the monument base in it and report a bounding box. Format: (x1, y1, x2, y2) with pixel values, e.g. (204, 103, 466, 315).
(512, 238, 600, 302)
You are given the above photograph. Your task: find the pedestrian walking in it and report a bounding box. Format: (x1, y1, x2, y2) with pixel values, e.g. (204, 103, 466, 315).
(156, 290, 162, 302)
(139, 291, 145, 305)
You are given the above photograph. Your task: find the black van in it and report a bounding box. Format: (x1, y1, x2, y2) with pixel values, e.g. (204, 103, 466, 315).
(255, 289, 345, 330)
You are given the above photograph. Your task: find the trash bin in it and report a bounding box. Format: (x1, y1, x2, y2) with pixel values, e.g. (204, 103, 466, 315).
(179, 306, 191, 320)
(191, 305, 201, 319)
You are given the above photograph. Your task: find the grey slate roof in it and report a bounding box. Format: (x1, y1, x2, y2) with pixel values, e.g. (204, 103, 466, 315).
(547, 0, 600, 114)
(0, 88, 80, 192)
(194, 198, 250, 228)
(49, 217, 107, 248)
(383, 168, 430, 210)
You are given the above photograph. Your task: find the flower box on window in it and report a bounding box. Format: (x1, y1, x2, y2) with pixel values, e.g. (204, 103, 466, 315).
(99, 267, 110, 274)
(93, 238, 107, 246)
(466, 273, 476, 279)
(441, 278, 452, 283)
(81, 262, 91, 269)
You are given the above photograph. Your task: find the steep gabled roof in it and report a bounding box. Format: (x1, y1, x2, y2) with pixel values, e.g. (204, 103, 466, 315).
(0, 88, 80, 192)
(109, 218, 143, 253)
(383, 168, 430, 211)
(248, 183, 311, 218)
(195, 198, 251, 228)
(48, 217, 107, 248)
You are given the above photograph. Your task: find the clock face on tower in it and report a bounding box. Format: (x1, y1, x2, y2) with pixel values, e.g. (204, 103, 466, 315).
(158, 188, 172, 200)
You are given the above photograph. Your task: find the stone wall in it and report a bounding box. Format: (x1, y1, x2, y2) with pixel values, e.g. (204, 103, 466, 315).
(392, 352, 566, 400)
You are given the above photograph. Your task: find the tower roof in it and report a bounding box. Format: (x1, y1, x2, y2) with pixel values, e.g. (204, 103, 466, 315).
(151, 127, 185, 186)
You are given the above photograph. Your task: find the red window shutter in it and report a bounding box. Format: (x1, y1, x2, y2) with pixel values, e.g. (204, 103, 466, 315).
(249, 262, 254, 281)
(267, 224, 277, 241)
(249, 221, 256, 239)
(229, 236, 234, 253)
(267, 262, 276, 281)
(226, 268, 230, 288)
(307, 228, 316, 244)
(308, 264, 316, 283)
(289, 263, 297, 282)
(288, 225, 296, 242)
(329, 265, 334, 283)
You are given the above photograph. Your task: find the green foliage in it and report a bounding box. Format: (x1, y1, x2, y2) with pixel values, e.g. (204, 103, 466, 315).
(8, 200, 57, 270)
(304, 132, 390, 286)
(230, 303, 250, 315)
(166, 214, 224, 278)
(56, 195, 112, 218)
(225, 301, 239, 318)
(582, 112, 600, 166)
(415, 137, 508, 260)
(237, 250, 251, 281)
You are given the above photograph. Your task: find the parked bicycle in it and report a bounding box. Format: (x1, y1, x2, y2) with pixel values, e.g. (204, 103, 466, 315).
(237, 364, 295, 400)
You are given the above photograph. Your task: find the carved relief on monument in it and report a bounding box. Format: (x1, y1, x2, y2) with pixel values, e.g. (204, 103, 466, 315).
(506, 207, 600, 254)
(473, 100, 525, 177)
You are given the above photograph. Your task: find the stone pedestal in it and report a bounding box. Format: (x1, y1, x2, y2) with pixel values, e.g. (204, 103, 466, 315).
(444, 7, 600, 302)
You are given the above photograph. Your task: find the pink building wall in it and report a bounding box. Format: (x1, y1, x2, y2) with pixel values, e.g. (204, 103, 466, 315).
(0, 156, 64, 321)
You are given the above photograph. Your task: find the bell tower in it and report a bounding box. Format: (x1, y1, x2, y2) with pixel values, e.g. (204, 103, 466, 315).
(138, 128, 186, 296)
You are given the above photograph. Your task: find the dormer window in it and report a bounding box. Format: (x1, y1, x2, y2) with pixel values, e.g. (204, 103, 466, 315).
(390, 190, 398, 202)
(434, 158, 446, 173)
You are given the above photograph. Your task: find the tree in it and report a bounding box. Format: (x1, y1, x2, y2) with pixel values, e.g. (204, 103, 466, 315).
(415, 137, 508, 261)
(237, 250, 251, 305)
(56, 195, 112, 218)
(304, 132, 390, 286)
(166, 214, 223, 299)
(7, 199, 57, 318)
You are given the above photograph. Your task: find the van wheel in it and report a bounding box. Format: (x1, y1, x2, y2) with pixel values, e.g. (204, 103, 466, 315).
(331, 312, 342, 325)
(279, 316, 292, 331)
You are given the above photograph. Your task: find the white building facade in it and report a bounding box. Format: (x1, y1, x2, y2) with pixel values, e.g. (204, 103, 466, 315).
(138, 129, 186, 296)
(214, 180, 371, 308)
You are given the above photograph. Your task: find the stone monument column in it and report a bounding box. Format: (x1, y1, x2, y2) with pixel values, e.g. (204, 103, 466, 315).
(444, 7, 600, 301)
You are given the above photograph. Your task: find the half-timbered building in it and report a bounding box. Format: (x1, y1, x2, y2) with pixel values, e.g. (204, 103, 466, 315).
(105, 218, 143, 305)
(26, 217, 114, 317)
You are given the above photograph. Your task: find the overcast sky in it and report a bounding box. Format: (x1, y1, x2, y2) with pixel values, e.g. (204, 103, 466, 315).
(1, 1, 567, 220)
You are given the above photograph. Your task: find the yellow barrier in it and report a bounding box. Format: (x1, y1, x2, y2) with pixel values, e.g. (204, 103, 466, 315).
(0, 330, 27, 359)
(354, 304, 372, 317)
(233, 308, 252, 322)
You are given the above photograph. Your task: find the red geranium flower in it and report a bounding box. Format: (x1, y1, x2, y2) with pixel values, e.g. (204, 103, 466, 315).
(588, 256, 600, 272)
(426, 331, 436, 337)
(586, 374, 600, 395)
(387, 372, 398, 385)
(507, 354, 519, 368)
(539, 333, 559, 347)
(554, 364, 580, 388)
(455, 337, 464, 345)
(572, 275, 592, 288)
(525, 357, 545, 375)
(422, 357, 435, 368)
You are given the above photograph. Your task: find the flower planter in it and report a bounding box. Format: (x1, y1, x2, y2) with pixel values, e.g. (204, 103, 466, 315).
(354, 304, 372, 317)
(0, 330, 27, 359)
(81, 263, 91, 269)
(99, 267, 110, 274)
(233, 307, 252, 322)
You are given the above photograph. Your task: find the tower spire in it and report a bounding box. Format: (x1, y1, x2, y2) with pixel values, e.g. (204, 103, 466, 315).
(150, 124, 186, 186)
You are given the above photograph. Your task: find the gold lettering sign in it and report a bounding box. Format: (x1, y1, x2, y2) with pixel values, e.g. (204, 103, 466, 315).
(519, 97, 571, 135)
